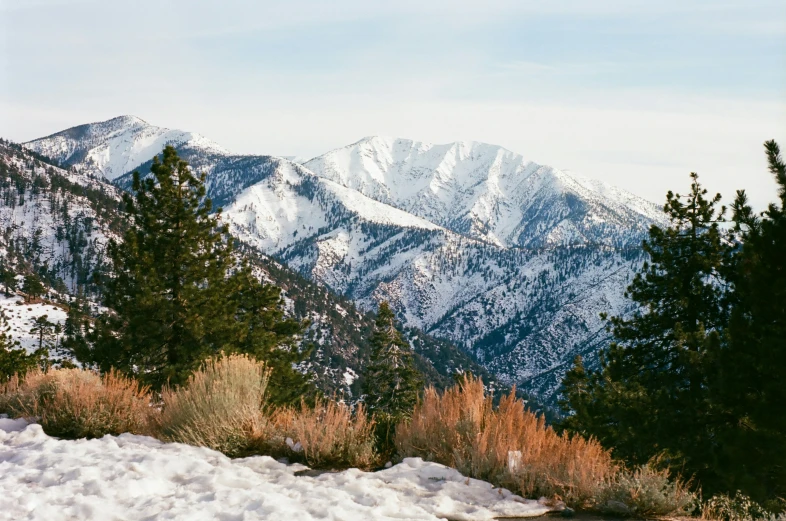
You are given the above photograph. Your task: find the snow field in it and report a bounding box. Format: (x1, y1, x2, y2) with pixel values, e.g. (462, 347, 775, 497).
(0, 418, 554, 521)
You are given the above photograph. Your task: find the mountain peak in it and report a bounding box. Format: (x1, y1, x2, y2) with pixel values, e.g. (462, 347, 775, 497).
(24, 116, 227, 180)
(304, 137, 664, 248)
(350, 135, 511, 155)
(107, 114, 148, 127)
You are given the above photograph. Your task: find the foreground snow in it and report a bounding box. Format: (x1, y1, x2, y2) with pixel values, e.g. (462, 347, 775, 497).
(0, 418, 554, 521)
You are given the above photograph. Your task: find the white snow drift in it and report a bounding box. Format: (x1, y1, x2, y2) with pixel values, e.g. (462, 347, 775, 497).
(0, 418, 554, 521)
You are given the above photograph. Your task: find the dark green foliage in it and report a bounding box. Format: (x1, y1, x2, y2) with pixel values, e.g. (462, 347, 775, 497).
(30, 315, 57, 351)
(229, 267, 310, 405)
(561, 141, 786, 504)
(58, 298, 90, 364)
(362, 301, 423, 456)
(86, 146, 304, 396)
(560, 173, 733, 491)
(22, 273, 45, 302)
(0, 261, 15, 296)
(0, 311, 46, 383)
(716, 140, 786, 501)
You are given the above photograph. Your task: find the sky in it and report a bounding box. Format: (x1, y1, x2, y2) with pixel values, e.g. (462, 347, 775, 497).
(1, 0, 785, 208)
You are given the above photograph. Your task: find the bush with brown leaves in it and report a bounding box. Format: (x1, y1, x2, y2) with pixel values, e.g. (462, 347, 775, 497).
(263, 397, 378, 470)
(1, 367, 153, 439)
(396, 376, 694, 515)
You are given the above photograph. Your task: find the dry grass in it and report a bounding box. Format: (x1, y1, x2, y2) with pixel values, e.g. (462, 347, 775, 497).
(1, 367, 153, 439)
(396, 376, 698, 514)
(262, 397, 378, 470)
(156, 354, 270, 457)
(395, 376, 616, 506)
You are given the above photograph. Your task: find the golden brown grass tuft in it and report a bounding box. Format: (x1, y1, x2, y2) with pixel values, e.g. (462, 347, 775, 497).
(1, 367, 153, 438)
(396, 376, 698, 514)
(263, 397, 378, 470)
(156, 354, 270, 457)
(396, 376, 616, 507)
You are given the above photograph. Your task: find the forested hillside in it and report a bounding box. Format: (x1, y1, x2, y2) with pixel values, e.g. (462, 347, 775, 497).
(0, 139, 492, 398)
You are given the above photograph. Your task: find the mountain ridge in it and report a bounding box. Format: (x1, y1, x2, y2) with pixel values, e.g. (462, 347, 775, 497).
(22, 116, 664, 403)
(304, 135, 664, 249)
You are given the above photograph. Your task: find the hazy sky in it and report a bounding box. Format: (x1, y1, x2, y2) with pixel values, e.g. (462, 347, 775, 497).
(1, 0, 785, 207)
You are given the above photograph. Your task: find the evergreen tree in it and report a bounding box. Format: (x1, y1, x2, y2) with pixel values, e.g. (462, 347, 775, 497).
(30, 315, 57, 352)
(0, 261, 15, 297)
(87, 146, 305, 394)
(22, 273, 44, 302)
(560, 173, 732, 490)
(59, 298, 90, 363)
(718, 140, 786, 500)
(363, 301, 423, 456)
(229, 267, 310, 404)
(90, 146, 237, 388)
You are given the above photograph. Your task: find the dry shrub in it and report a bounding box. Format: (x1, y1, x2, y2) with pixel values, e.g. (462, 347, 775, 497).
(156, 354, 269, 457)
(265, 397, 377, 470)
(396, 376, 698, 515)
(596, 464, 697, 517)
(703, 491, 775, 521)
(1, 367, 152, 438)
(396, 376, 617, 507)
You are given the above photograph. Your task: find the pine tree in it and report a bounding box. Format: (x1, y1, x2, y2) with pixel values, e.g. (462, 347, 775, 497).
(0, 261, 15, 297)
(30, 315, 56, 352)
(87, 146, 303, 391)
(561, 173, 732, 489)
(59, 297, 89, 363)
(363, 301, 423, 456)
(229, 266, 310, 404)
(718, 140, 786, 500)
(22, 273, 44, 302)
(88, 146, 236, 387)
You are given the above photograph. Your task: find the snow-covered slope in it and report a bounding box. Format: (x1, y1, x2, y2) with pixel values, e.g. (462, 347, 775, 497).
(0, 417, 554, 521)
(22, 117, 667, 403)
(304, 136, 664, 248)
(24, 115, 227, 181)
(0, 295, 67, 354)
(0, 141, 121, 291)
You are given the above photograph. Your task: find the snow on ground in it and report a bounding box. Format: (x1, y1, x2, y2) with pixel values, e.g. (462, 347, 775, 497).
(0, 295, 67, 353)
(0, 418, 553, 521)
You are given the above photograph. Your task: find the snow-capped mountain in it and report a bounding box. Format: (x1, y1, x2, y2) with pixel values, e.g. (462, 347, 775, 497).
(22, 116, 667, 403)
(1, 138, 487, 398)
(304, 136, 663, 248)
(25, 115, 227, 181)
